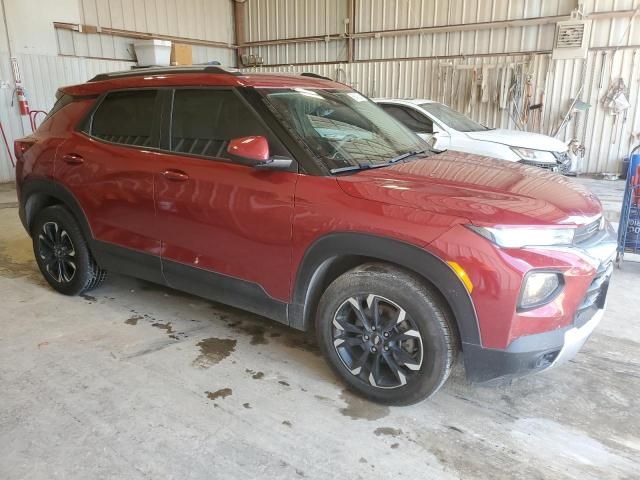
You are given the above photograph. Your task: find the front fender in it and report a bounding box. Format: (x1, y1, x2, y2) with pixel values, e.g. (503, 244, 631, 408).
(290, 232, 481, 348)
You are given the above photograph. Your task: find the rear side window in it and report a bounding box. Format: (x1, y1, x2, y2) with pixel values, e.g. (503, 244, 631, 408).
(382, 105, 433, 134)
(90, 90, 158, 147)
(170, 89, 285, 160)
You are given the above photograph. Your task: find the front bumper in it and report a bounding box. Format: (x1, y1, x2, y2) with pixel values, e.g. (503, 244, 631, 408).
(463, 226, 615, 384)
(464, 307, 604, 383)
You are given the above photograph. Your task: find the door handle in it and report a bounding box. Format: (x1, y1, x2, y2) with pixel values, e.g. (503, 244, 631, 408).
(162, 169, 189, 182)
(62, 153, 84, 165)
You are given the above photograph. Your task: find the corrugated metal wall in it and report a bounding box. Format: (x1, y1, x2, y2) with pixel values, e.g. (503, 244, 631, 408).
(244, 0, 640, 174)
(56, 0, 235, 66)
(0, 0, 236, 182)
(0, 54, 133, 182)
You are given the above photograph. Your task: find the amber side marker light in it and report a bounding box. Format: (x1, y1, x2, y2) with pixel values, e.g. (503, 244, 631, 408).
(447, 261, 474, 294)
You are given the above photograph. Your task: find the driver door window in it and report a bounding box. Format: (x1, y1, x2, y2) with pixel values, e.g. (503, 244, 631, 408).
(170, 89, 285, 161)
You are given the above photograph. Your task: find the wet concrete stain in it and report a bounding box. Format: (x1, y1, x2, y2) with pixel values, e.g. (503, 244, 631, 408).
(245, 369, 264, 380)
(339, 390, 390, 421)
(81, 294, 97, 303)
(374, 427, 403, 437)
(151, 322, 175, 334)
(125, 315, 142, 326)
(193, 337, 237, 368)
(0, 238, 42, 281)
(125, 309, 189, 340)
(223, 317, 320, 355)
(205, 388, 232, 401)
(228, 321, 268, 345)
(243, 402, 252, 409)
(282, 420, 292, 427)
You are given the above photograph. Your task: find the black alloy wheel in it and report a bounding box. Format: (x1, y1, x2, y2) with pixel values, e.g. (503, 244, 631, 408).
(37, 221, 77, 284)
(316, 263, 457, 405)
(32, 205, 107, 295)
(332, 294, 424, 389)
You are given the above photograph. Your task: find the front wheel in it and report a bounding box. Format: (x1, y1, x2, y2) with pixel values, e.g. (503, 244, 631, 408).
(316, 263, 458, 405)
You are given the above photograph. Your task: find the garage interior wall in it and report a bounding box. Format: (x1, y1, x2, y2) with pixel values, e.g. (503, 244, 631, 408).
(0, 0, 236, 183)
(242, 0, 640, 174)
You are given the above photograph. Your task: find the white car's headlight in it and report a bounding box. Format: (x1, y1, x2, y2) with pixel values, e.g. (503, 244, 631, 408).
(511, 147, 553, 162)
(468, 225, 575, 248)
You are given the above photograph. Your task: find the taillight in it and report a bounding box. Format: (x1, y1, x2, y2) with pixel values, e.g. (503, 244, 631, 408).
(14, 139, 35, 162)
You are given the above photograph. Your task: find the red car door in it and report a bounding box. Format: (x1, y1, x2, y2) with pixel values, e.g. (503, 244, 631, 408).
(154, 88, 298, 314)
(55, 89, 164, 282)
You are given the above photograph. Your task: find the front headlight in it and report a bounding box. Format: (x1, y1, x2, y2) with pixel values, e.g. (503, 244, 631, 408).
(511, 147, 553, 162)
(518, 272, 563, 310)
(468, 225, 575, 248)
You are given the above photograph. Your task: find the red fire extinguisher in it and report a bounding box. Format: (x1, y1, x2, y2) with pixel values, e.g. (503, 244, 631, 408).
(16, 86, 29, 116)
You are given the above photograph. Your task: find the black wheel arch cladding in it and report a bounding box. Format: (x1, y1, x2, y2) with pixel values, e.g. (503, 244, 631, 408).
(291, 232, 481, 347)
(20, 178, 94, 241)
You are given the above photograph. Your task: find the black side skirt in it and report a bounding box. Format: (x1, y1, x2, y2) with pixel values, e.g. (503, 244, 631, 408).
(92, 240, 288, 325)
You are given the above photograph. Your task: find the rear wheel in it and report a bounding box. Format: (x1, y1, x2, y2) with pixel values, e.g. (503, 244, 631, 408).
(32, 205, 106, 295)
(316, 263, 457, 405)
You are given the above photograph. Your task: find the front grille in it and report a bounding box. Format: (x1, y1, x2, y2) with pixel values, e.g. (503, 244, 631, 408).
(574, 262, 612, 327)
(553, 151, 572, 174)
(518, 159, 558, 170)
(574, 217, 602, 244)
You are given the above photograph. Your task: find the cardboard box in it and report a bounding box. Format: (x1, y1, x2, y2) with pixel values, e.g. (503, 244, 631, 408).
(171, 44, 192, 66)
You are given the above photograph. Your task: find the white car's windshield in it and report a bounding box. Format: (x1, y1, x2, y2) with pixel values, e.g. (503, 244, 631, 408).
(261, 88, 430, 172)
(420, 102, 489, 132)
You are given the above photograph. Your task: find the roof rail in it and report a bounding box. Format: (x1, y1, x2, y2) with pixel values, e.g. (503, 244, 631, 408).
(88, 65, 239, 82)
(300, 72, 333, 81)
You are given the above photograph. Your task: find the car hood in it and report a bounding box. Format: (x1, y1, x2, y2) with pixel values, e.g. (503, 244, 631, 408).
(464, 129, 568, 153)
(336, 151, 602, 226)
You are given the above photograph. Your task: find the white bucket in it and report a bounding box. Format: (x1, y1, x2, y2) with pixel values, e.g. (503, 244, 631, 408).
(133, 39, 172, 67)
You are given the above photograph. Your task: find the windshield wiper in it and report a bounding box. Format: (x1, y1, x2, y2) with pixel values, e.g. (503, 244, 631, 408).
(386, 149, 427, 164)
(329, 164, 373, 174)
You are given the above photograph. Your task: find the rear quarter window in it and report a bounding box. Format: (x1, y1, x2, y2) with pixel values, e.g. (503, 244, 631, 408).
(89, 90, 158, 147)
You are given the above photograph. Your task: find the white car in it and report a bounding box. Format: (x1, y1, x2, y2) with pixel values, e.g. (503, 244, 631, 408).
(375, 98, 571, 173)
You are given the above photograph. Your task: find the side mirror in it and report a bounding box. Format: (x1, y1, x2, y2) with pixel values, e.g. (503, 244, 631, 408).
(227, 136, 270, 162)
(227, 136, 293, 170)
(431, 124, 442, 135)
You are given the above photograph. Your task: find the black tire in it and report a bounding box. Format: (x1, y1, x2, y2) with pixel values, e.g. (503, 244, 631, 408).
(32, 205, 107, 295)
(316, 263, 457, 405)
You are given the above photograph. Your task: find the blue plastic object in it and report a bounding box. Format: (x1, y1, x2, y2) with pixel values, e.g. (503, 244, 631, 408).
(616, 153, 640, 265)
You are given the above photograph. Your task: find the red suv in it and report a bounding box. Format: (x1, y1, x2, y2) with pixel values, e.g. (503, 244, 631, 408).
(15, 67, 616, 405)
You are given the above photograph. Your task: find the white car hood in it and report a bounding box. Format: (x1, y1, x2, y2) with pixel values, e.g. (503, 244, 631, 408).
(465, 129, 567, 153)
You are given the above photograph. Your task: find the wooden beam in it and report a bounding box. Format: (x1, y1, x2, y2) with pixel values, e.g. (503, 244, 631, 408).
(53, 22, 236, 50)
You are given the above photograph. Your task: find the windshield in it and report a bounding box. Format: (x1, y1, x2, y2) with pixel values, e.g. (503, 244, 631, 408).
(420, 102, 488, 132)
(260, 88, 429, 172)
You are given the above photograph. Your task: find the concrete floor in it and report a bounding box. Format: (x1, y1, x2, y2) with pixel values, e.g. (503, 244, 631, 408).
(1, 181, 639, 480)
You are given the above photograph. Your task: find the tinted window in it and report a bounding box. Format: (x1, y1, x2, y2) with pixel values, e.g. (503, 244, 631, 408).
(381, 105, 433, 134)
(91, 90, 157, 147)
(262, 89, 427, 171)
(419, 102, 488, 132)
(171, 89, 283, 159)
